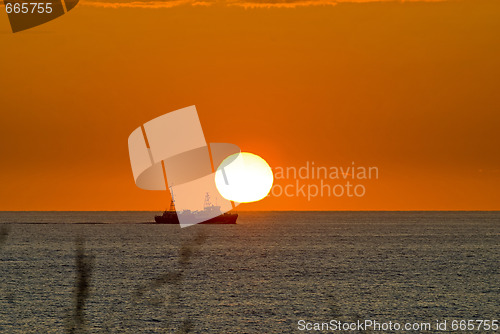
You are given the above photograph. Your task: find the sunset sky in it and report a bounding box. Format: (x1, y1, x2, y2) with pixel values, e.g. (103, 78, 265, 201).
(0, 0, 499, 210)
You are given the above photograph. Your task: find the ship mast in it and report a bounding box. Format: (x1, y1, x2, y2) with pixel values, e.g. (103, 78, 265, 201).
(203, 192, 211, 209)
(169, 186, 176, 211)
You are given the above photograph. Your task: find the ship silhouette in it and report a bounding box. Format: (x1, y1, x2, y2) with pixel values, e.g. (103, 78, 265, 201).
(154, 192, 238, 224)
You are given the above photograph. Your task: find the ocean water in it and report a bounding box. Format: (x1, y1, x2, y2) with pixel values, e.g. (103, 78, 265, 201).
(0, 212, 498, 333)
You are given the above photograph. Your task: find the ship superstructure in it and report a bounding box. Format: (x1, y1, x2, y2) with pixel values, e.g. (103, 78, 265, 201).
(154, 192, 237, 224)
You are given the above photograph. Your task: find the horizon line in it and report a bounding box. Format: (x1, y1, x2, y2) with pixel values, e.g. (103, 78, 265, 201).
(0, 210, 498, 212)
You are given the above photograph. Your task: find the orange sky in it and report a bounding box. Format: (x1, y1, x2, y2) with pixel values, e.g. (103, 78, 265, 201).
(0, 0, 499, 210)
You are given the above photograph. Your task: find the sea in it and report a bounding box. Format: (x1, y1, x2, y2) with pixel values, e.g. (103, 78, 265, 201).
(0, 211, 498, 333)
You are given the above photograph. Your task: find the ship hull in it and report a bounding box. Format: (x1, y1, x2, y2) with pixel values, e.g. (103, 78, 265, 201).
(154, 213, 238, 224)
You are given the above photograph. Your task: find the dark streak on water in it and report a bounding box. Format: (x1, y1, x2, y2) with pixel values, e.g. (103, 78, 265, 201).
(0, 212, 498, 333)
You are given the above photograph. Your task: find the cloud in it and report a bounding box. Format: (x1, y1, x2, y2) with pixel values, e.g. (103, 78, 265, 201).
(80, 0, 446, 9)
(82, 0, 207, 8)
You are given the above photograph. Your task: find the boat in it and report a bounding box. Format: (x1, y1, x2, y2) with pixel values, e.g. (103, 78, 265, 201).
(154, 192, 238, 224)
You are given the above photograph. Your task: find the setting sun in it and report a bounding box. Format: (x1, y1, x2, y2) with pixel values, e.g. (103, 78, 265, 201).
(215, 152, 274, 203)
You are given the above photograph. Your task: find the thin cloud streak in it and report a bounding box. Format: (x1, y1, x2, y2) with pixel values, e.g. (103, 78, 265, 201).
(82, 0, 206, 8)
(80, 0, 446, 9)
